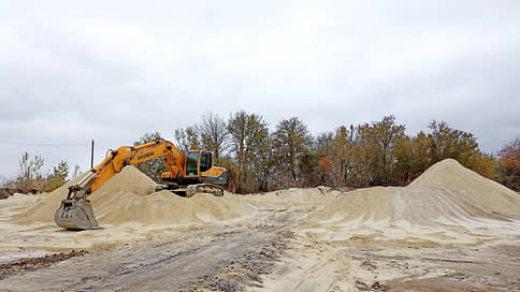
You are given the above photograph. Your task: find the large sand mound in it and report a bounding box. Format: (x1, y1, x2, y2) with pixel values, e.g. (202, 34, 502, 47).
(0, 167, 259, 254)
(409, 159, 520, 217)
(14, 166, 254, 226)
(303, 159, 520, 245)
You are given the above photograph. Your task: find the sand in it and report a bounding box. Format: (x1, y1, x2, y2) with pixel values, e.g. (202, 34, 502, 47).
(0, 167, 260, 255)
(244, 186, 339, 207)
(253, 160, 520, 291)
(1, 158, 520, 291)
(13, 166, 255, 226)
(0, 166, 341, 256)
(300, 159, 520, 246)
(3, 159, 519, 254)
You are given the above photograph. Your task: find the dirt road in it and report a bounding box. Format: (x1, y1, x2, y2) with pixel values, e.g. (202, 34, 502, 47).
(0, 207, 310, 292)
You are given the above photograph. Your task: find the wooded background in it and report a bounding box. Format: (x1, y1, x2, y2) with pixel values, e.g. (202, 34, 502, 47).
(3, 112, 519, 193)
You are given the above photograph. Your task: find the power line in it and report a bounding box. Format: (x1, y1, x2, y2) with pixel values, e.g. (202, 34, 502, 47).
(0, 140, 88, 147)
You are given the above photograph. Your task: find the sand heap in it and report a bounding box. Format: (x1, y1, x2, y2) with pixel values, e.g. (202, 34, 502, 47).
(408, 159, 520, 217)
(304, 159, 520, 245)
(14, 166, 255, 227)
(0, 167, 259, 254)
(247, 187, 339, 206)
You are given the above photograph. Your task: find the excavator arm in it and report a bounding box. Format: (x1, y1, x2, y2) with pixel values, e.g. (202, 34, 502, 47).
(83, 140, 185, 196)
(55, 139, 186, 230)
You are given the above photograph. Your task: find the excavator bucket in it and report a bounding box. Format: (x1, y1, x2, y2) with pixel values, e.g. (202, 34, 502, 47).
(55, 189, 99, 230)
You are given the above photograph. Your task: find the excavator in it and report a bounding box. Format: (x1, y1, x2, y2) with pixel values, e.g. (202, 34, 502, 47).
(55, 139, 227, 230)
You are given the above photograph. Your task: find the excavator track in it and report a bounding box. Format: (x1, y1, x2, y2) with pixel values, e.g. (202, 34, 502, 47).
(156, 184, 224, 198)
(186, 184, 224, 198)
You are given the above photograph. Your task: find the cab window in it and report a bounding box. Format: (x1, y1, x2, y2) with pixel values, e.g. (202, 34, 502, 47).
(200, 152, 212, 172)
(186, 151, 200, 175)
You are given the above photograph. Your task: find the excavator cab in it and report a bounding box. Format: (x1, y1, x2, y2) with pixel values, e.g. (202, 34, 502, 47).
(186, 151, 202, 176)
(185, 150, 226, 185)
(160, 150, 226, 197)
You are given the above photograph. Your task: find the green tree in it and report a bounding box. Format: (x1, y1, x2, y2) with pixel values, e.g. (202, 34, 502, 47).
(316, 132, 334, 157)
(326, 116, 405, 188)
(314, 132, 335, 186)
(427, 120, 478, 163)
(253, 134, 275, 191)
(393, 131, 430, 185)
(299, 150, 321, 188)
(427, 120, 493, 177)
(348, 123, 377, 188)
(227, 111, 269, 193)
(370, 115, 406, 185)
(46, 161, 69, 192)
(272, 117, 312, 188)
(331, 125, 352, 188)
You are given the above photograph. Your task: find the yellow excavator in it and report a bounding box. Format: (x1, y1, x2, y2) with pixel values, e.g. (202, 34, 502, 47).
(55, 139, 227, 230)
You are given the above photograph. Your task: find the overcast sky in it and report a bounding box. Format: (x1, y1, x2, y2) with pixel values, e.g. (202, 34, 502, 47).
(1, 0, 519, 179)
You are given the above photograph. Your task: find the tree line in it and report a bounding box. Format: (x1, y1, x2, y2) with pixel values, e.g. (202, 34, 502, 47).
(2, 112, 518, 194)
(136, 112, 519, 193)
(0, 153, 80, 193)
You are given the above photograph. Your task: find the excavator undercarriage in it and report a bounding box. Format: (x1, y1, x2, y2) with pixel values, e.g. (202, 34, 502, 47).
(155, 183, 224, 198)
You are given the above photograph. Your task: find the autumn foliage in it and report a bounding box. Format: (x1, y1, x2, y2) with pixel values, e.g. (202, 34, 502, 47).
(159, 112, 514, 193)
(497, 138, 520, 191)
(8, 113, 514, 194)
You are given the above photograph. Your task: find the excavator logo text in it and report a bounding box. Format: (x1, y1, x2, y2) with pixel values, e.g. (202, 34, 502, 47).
(137, 151, 155, 161)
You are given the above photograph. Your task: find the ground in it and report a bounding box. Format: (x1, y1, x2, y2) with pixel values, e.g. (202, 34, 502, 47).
(1, 203, 519, 292)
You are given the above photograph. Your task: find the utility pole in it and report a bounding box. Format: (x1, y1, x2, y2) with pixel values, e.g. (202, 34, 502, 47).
(90, 140, 95, 169)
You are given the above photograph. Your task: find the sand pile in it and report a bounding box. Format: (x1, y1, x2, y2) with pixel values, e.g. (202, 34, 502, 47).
(0, 166, 258, 254)
(0, 193, 42, 220)
(408, 159, 520, 217)
(303, 159, 520, 245)
(248, 187, 339, 206)
(14, 166, 254, 227)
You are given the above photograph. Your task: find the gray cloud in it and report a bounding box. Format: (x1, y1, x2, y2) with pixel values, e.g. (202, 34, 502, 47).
(1, 0, 519, 178)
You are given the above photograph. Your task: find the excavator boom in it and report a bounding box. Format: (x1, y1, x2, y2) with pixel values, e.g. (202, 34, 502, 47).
(55, 139, 218, 230)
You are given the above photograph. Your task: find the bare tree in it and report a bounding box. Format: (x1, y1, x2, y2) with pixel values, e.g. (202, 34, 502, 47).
(198, 112, 229, 162)
(173, 127, 200, 154)
(16, 152, 44, 191)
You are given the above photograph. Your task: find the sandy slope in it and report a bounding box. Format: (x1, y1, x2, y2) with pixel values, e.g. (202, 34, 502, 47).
(0, 167, 263, 255)
(255, 159, 520, 292)
(300, 159, 520, 246)
(0, 167, 336, 256)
